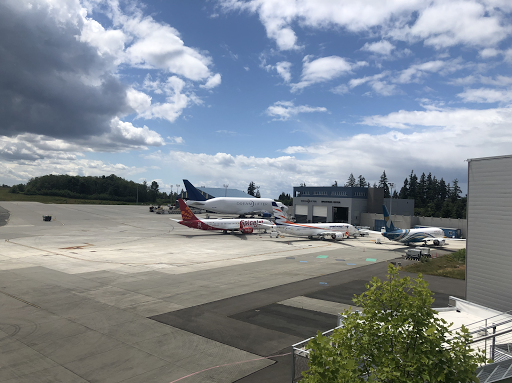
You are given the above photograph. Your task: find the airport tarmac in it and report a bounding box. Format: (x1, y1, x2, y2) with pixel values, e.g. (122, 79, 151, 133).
(0, 202, 465, 383)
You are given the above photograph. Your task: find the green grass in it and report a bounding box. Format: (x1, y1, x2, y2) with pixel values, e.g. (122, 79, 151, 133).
(0, 187, 132, 205)
(401, 249, 466, 280)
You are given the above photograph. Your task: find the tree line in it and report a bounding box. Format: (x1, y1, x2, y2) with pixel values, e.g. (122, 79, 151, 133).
(8, 174, 178, 204)
(277, 170, 466, 219)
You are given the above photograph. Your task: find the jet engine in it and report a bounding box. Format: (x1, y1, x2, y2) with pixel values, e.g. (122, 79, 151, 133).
(240, 226, 254, 234)
(331, 232, 345, 240)
(433, 239, 445, 246)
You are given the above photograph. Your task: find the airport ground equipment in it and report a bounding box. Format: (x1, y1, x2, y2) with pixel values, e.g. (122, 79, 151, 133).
(405, 247, 431, 260)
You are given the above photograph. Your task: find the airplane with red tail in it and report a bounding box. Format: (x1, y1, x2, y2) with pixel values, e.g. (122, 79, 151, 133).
(172, 199, 273, 234)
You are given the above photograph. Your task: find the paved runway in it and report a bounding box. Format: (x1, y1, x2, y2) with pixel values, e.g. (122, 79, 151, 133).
(0, 202, 465, 382)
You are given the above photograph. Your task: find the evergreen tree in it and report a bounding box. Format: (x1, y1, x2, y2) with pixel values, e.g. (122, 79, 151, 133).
(438, 178, 448, 201)
(255, 187, 261, 198)
(247, 181, 256, 196)
(332, 181, 338, 187)
(399, 178, 409, 199)
(345, 173, 356, 187)
(408, 170, 418, 201)
(418, 172, 426, 208)
(357, 175, 366, 187)
(378, 170, 390, 198)
(450, 178, 462, 202)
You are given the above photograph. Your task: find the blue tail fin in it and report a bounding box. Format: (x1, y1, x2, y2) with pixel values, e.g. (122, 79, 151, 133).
(382, 204, 396, 232)
(183, 180, 207, 201)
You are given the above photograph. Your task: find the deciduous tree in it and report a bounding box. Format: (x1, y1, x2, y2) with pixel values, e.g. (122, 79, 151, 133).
(302, 265, 486, 383)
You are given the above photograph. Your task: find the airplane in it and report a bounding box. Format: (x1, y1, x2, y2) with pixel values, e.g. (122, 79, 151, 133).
(171, 199, 273, 234)
(182, 179, 288, 217)
(380, 204, 446, 246)
(269, 202, 360, 240)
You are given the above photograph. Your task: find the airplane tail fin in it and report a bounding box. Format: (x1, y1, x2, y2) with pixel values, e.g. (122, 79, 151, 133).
(183, 180, 207, 201)
(178, 199, 199, 221)
(272, 201, 288, 225)
(382, 204, 395, 232)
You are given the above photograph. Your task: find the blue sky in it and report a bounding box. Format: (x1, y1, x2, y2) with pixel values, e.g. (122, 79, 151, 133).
(1, 0, 512, 197)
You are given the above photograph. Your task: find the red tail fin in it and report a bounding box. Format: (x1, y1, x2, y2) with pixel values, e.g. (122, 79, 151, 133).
(178, 199, 198, 221)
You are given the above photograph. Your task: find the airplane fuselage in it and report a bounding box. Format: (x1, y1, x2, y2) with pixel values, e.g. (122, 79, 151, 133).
(177, 218, 272, 232)
(186, 197, 282, 215)
(382, 227, 444, 244)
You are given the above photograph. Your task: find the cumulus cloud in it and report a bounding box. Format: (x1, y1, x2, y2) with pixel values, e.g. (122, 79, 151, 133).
(291, 56, 367, 92)
(140, 105, 512, 196)
(0, 0, 218, 159)
(218, 0, 512, 51)
(265, 101, 328, 121)
(361, 40, 395, 56)
(0, 0, 132, 140)
(201, 73, 222, 89)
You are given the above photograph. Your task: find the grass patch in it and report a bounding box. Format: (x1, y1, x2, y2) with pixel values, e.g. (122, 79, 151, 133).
(401, 249, 466, 280)
(0, 187, 132, 205)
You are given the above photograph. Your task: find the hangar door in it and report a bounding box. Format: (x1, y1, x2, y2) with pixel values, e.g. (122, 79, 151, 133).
(295, 205, 308, 223)
(313, 205, 327, 223)
(333, 207, 348, 223)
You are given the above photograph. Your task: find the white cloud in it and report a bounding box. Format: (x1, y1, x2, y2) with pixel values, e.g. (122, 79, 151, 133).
(167, 136, 185, 144)
(395, 60, 447, 83)
(479, 48, 501, 58)
(265, 101, 328, 121)
(457, 88, 512, 104)
(219, 0, 512, 51)
(108, 118, 165, 147)
(331, 84, 349, 95)
(291, 56, 367, 92)
(275, 61, 292, 82)
(361, 40, 395, 56)
(129, 77, 190, 123)
(392, 1, 512, 49)
(349, 72, 397, 96)
(201, 73, 222, 89)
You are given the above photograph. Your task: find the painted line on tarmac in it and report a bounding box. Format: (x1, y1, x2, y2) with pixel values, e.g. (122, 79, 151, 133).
(169, 352, 291, 383)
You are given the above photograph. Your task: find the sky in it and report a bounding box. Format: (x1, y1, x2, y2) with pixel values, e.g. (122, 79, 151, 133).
(1, 0, 512, 198)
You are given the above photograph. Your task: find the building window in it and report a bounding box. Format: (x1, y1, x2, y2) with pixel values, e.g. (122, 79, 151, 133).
(331, 191, 347, 196)
(313, 191, 327, 196)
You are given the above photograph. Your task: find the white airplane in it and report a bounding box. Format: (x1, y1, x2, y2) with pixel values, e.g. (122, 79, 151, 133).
(172, 199, 272, 234)
(183, 179, 288, 217)
(380, 205, 446, 246)
(269, 202, 360, 240)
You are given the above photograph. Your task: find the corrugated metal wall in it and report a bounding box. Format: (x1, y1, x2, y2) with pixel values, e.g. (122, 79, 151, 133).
(466, 156, 512, 312)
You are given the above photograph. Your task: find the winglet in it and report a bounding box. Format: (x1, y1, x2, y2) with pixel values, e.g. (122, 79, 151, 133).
(178, 199, 199, 221)
(183, 179, 207, 201)
(382, 204, 395, 232)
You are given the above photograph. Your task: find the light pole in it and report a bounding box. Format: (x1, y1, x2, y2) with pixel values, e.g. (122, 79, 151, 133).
(169, 184, 173, 204)
(223, 184, 229, 197)
(389, 182, 395, 218)
(176, 184, 180, 199)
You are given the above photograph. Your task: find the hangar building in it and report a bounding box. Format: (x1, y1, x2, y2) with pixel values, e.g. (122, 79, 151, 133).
(293, 186, 414, 225)
(466, 155, 512, 312)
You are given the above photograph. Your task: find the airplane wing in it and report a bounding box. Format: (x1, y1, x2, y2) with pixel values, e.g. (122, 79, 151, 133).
(358, 229, 383, 237)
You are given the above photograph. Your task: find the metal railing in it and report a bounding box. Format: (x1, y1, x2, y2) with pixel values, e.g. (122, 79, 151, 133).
(291, 326, 343, 382)
(290, 308, 512, 382)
